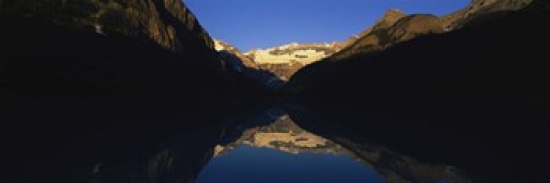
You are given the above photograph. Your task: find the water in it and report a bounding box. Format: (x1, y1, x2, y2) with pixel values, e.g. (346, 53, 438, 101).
(189, 109, 468, 183)
(9, 106, 476, 183)
(196, 145, 385, 183)
(195, 114, 386, 183)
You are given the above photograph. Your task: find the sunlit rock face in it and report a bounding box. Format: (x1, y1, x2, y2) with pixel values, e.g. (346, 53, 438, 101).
(329, 0, 536, 61)
(343, 9, 407, 48)
(214, 39, 258, 69)
(381, 14, 444, 47)
(327, 9, 446, 61)
(0, 0, 216, 55)
(442, 0, 534, 29)
(214, 39, 284, 89)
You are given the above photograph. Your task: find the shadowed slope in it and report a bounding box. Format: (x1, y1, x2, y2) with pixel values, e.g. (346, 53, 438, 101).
(0, 5, 271, 179)
(285, 4, 550, 182)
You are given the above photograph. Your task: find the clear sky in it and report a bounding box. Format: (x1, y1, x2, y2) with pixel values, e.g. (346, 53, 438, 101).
(185, 0, 470, 52)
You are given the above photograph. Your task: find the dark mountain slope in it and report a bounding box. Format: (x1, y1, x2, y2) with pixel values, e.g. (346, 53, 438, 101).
(285, 5, 550, 182)
(288, 4, 550, 107)
(0, 2, 272, 179)
(0, 15, 221, 178)
(0, 0, 217, 56)
(215, 40, 284, 90)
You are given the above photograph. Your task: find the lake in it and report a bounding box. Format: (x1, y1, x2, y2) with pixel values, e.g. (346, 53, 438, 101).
(68, 106, 472, 183)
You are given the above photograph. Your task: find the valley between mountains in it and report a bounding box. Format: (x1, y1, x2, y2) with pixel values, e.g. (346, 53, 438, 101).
(1, 0, 550, 182)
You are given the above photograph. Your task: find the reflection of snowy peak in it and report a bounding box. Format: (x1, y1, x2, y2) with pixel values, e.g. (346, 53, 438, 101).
(211, 110, 471, 183)
(245, 42, 345, 65)
(214, 115, 347, 157)
(244, 115, 338, 154)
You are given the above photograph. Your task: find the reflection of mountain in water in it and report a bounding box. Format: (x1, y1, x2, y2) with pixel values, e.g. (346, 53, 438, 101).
(328, 138, 470, 183)
(33, 106, 475, 183)
(214, 115, 348, 157)
(210, 109, 473, 183)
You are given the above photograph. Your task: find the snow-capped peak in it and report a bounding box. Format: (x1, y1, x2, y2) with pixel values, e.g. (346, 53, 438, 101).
(244, 42, 344, 65)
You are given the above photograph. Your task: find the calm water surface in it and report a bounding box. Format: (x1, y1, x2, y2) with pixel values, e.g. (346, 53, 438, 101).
(196, 145, 385, 183)
(193, 108, 466, 183)
(195, 113, 386, 183)
(64, 107, 471, 183)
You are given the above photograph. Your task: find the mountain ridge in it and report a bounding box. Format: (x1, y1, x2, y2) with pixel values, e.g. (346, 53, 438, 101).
(284, 3, 550, 181)
(442, 0, 534, 29)
(0, 0, 218, 62)
(245, 41, 345, 65)
(0, 1, 274, 179)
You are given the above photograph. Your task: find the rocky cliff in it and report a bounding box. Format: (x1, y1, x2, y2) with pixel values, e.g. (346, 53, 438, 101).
(214, 39, 284, 89)
(329, 9, 444, 61)
(215, 40, 258, 69)
(442, 0, 534, 29)
(0, 0, 269, 180)
(285, 4, 550, 182)
(329, 0, 537, 62)
(0, 0, 219, 67)
(343, 9, 406, 48)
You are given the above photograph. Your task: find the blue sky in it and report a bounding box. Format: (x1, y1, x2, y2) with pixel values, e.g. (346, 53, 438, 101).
(185, 0, 470, 52)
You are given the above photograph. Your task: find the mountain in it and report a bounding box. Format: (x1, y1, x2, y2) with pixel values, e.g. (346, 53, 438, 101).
(214, 10, 440, 83)
(442, 0, 534, 29)
(238, 42, 343, 80)
(0, 0, 272, 179)
(329, 9, 445, 61)
(343, 9, 407, 48)
(329, 0, 536, 62)
(246, 42, 345, 65)
(215, 39, 258, 69)
(0, 0, 216, 58)
(214, 39, 347, 82)
(285, 2, 550, 182)
(237, 8, 435, 81)
(0, 0, 240, 124)
(214, 39, 284, 90)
